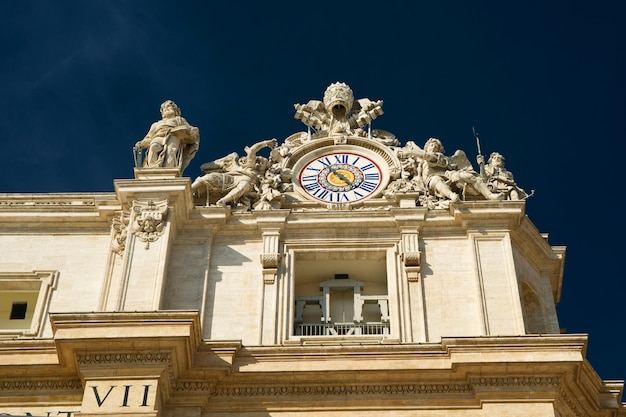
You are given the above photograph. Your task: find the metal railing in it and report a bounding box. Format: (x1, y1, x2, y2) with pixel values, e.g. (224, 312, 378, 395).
(295, 322, 389, 336)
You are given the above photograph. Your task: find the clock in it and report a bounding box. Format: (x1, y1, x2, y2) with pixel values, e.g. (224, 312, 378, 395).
(293, 146, 389, 203)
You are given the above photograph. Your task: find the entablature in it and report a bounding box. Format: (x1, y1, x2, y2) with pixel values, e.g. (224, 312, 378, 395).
(1, 311, 622, 416)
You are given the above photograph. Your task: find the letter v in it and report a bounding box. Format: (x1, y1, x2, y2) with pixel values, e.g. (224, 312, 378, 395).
(92, 385, 116, 407)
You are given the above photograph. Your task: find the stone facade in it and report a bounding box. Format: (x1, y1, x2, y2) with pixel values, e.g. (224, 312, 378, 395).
(0, 85, 623, 416)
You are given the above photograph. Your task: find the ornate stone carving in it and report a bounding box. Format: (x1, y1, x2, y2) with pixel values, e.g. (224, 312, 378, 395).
(294, 82, 384, 137)
(191, 139, 278, 208)
(189, 84, 529, 211)
(396, 138, 504, 203)
(132, 200, 168, 249)
(134, 100, 199, 172)
(110, 210, 130, 256)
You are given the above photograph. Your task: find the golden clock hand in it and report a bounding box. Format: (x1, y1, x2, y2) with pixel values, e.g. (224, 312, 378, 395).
(329, 166, 352, 185)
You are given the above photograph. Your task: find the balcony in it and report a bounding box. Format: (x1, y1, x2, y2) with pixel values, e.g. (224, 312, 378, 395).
(295, 321, 390, 336)
(294, 278, 389, 337)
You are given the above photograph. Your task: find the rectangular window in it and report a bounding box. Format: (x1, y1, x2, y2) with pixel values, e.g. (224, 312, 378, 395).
(9, 302, 28, 320)
(0, 271, 58, 337)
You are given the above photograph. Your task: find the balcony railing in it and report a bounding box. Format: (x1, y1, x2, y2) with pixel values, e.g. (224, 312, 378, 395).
(295, 322, 390, 336)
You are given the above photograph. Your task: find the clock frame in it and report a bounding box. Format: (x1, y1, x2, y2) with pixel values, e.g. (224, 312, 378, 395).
(292, 145, 390, 204)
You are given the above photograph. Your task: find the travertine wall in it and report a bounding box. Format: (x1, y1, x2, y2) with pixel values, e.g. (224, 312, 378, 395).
(0, 233, 110, 337)
(421, 235, 485, 341)
(511, 245, 560, 334)
(203, 236, 265, 342)
(0, 193, 563, 345)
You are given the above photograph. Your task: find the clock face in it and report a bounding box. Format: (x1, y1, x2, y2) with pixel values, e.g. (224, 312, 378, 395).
(296, 151, 385, 203)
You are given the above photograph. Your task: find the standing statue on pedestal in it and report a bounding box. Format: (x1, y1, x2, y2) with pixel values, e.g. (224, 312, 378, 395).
(134, 100, 200, 172)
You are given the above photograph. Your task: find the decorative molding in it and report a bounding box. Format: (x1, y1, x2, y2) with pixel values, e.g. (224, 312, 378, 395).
(470, 376, 560, 388)
(558, 386, 587, 417)
(0, 199, 96, 207)
(0, 378, 82, 392)
(77, 351, 177, 390)
(173, 381, 214, 392)
(211, 383, 472, 397)
(76, 352, 172, 366)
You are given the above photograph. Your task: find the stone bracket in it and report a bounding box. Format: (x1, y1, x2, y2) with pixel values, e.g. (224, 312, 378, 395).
(400, 227, 421, 282)
(255, 211, 288, 285)
(260, 252, 280, 284)
(260, 233, 281, 284)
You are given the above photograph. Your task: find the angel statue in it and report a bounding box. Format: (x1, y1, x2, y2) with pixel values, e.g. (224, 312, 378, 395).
(398, 138, 504, 202)
(191, 138, 278, 207)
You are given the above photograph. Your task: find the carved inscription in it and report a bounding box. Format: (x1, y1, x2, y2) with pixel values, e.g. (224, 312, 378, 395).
(82, 382, 155, 413)
(91, 384, 151, 407)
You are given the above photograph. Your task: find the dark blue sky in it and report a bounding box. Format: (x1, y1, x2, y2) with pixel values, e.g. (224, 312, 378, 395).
(1, 1, 624, 379)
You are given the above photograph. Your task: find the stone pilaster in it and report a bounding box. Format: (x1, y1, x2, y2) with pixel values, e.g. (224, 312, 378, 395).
(100, 178, 193, 311)
(254, 210, 289, 345)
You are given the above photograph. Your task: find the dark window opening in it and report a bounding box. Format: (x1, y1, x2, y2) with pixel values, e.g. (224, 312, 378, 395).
(10, 302, 27, 320)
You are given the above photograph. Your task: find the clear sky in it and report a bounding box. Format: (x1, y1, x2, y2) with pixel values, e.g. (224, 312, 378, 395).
(1, 1, 624, 379)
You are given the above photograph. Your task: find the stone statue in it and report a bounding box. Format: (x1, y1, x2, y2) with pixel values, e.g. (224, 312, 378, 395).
(134, 100, 199, 172)
(478, 152, 529, 200)
(191, 138, 278, 207)
(253, 171, 283, 210)
(398, 138, 503, 202)
(293, 82, 384, 137)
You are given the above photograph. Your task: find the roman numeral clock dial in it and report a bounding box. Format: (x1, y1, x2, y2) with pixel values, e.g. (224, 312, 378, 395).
(294, 148, 388, 204)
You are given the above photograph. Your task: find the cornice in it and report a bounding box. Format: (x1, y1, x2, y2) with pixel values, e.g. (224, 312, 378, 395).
(0, 326, 622, 415)
(0, 193, 120, 228)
